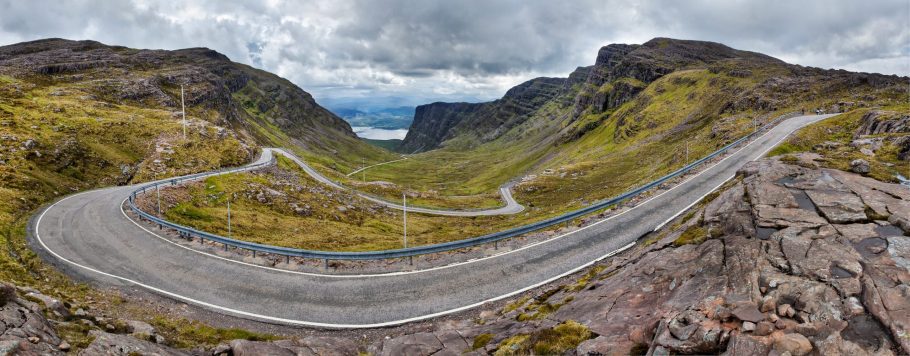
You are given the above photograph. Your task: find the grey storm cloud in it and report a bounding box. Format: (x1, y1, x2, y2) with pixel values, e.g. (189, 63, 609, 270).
(0, 0, 906, 107)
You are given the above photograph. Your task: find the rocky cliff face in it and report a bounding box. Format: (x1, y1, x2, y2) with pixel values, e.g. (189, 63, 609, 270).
(400, 38, 793, 152)
(569, 38, 782, 120)
(401, 37, 906, 156)
(0, 38, 358, 153)
(399, 101, 485, 153)
(400, 76, 566, 152)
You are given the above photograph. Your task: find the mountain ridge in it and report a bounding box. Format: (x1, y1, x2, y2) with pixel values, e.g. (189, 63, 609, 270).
(398, 37, 897, 154)
(0, 38, 383, 158)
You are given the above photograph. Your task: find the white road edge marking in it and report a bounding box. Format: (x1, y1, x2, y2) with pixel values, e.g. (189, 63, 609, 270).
(36, 196, 632, 327)
(33, 115, 831, 327)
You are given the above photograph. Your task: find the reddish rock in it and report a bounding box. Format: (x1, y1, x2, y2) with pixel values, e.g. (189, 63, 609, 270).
(732, 305, 764, 323)
(773, 333, 813, 356)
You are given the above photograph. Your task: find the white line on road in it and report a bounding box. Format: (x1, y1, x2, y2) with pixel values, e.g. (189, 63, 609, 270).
(37, 191, 634, 328)
(32, 114, 834, 328)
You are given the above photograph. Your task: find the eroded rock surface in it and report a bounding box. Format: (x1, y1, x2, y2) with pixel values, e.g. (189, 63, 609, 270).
(479, 157, 907, 355)
(0, 284, 64, 355)
(361, 158, 909, 355)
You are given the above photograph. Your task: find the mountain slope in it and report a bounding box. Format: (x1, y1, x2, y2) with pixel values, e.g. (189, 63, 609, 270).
(400, 38, 787, 152)
(0, 38, 393, 331)
(0, 39, 394, 173)
(370, 37, 906, 213)
(400, 77, 566, 152)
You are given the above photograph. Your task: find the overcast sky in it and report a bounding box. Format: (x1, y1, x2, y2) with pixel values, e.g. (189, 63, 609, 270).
(0, 0, 907, 110)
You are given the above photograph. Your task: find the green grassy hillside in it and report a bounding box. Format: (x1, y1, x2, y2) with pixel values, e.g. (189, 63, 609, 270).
(363, 138, 403, 151)
(354, 39, 907, 214)
(0, 38, 396, 347)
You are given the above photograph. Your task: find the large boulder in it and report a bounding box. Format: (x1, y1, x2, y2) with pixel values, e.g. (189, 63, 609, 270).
(773, 333, 813, 356)
(851, 159, 870, 174)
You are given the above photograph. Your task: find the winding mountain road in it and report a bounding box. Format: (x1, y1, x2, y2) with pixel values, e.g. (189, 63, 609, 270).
(29, 114, 833, 328)
(274, 148, 525, 216)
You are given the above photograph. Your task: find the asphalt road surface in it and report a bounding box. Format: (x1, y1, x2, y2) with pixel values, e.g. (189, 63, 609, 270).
(29, 114, 833, 328)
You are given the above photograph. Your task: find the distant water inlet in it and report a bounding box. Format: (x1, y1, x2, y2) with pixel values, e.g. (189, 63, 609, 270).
(352, 126, 408, 140)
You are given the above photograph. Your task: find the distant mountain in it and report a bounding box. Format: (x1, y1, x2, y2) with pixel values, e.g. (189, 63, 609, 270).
(330, 106, 414, 130)
(399, 77, 565, 152)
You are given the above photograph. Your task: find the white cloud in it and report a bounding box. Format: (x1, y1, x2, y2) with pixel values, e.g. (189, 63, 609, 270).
(0, 0, 906, 109)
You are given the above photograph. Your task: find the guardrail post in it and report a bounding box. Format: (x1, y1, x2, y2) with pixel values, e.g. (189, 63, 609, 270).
(252, 250, 256, 258)
(323, 258, 328, 270)
(409, 256, 413, 265)
(286, 255, 290, 264)
(494, 241, 498, 250)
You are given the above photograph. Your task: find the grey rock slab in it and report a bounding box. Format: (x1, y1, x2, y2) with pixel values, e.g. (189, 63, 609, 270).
(804, 189, 868, 223)
(377, 332, 443, 356)
(229, 339, 297, 356)
(732, 305, 764, 323)
(754, 206, 827, 228)
(297, 336, 361, 356)
(888, 236, 910, 272)
(747, 181, 798, 208)
(80, 330, 188, 356)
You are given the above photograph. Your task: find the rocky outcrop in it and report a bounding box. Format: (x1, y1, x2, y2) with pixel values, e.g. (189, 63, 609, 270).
(853, 110, 910, 160)
(856, 110, 910, 137)
(399, 102, 485, 153)
(570, 37, 783, 119)
(0, 284, 66, 355)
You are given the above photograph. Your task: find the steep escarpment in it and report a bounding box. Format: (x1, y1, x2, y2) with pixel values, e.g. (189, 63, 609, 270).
(401, 38, 791, 152)
(400, 76, 566, 152)
(570, 38, 781, 118)
(379, 37, 906, 210)
(399, 101, 484, 153)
